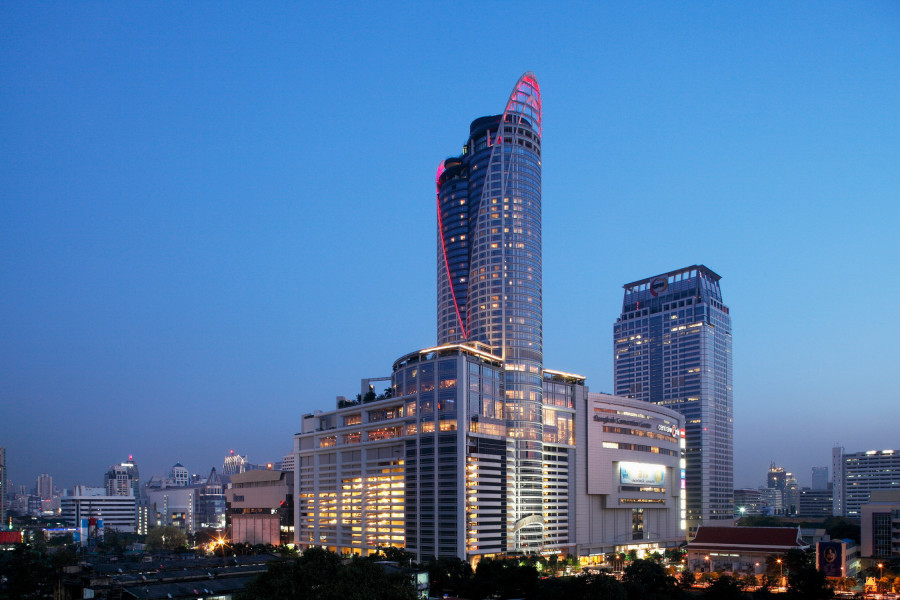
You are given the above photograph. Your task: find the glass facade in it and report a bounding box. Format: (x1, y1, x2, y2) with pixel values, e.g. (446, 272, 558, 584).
(613, 265, 733, 536)
(436, 73, 545, 551)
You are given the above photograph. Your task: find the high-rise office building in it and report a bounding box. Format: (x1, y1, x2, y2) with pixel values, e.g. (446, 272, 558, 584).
(105, 455, 140, 498)
(36, 473, 53, 500)
(436, 72, 544, 546)
(832, 446, 900, 517)
(614, 265, 733, 535)
(811, 466, 829, 491)
(767, 463, 786, 490)
(0, 448, 6, 528)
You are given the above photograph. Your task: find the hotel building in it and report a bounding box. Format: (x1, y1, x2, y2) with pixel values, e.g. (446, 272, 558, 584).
(293, 73, 683, 562)
(293, 352, 683, 562)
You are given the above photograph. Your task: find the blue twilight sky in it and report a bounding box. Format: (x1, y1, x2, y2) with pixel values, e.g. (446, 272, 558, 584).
(1, 3, 898, 493)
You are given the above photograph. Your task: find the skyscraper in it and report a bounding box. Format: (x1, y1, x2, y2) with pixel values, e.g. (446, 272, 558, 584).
(613, 265, 733, 535)
(36, 473, 53, 500)
(0, 448, 6, 528)
(293, 73, 685, 562)
(436, 72, 544, 544)
(104, 455, 140, 498)
(811, 466, 829, 491)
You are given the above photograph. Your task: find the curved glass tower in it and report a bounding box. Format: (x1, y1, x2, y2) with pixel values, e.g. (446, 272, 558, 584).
(436, 73, 544, 550)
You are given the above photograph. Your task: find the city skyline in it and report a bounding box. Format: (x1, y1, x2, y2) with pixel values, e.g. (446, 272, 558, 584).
(2, 4, 898, 491)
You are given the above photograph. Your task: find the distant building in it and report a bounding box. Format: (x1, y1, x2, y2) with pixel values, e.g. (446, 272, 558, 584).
(798, 487, 834, 519)
(833, 446, 900, 517)
(767, 463, 786, 491)
(36, 473, 53, 500)
(812, 466, 829, 491)
(734, 489, 766, 517)
(146, 468, 226, 534)
(195, 468, 226, 530)
(225, 469, 294, 545)
(147, 485, 196, 533)
(784, 473, 799, 516)
(0, 448, 6, 528)
(105, 455, 141, 498)
(169, 463, 190, 487)
(758, 487, 783, 515)
(686, 526, 809, 575)
(61, 486, 136, 534)
(223, 451, 249, 476)
(860, 489, 900, 558)
(280, 453, 295, 474)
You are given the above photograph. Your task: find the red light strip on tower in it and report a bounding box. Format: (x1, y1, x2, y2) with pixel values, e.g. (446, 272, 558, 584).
(436, 160, 468, 340)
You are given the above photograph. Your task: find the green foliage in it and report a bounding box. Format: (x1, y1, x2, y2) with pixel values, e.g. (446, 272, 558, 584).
(680, 568, 696, 587)
(785, 564, 834, 600)
(821, 517, 860, 544)
(664, 546, 686, 563)
(145, 525, 187, 551)
(424, 557, 473, 598)
(737, 516, 788, 527)
(237, 547, 416, 600)
(622, 558, 677, 600)
(556, 572, 627, 600)
(470, 557, 539, 600)
(0, 543, 59, 599)
(373, 546, 415, 564)
(703, 574, 744, 600)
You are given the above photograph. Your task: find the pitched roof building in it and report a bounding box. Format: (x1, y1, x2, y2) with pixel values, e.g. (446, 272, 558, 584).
(686, 526, 809, 575)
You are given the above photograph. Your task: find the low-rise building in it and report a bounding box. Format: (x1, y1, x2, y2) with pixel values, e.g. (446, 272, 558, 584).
(225, 469, 293, 546)
(817, 538, 860, 579)
(60, 486, 136, 534)
(860, 489, 900, 558)
(685, 526, 809, 575)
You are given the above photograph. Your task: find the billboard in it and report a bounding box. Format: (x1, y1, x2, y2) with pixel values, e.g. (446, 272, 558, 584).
(619, 462, 665, 486)
(818, 541, 843, 577)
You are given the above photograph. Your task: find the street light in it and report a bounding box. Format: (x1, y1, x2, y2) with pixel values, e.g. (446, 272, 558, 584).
(705, 555, 710, 573)
(878, 563, 884, 592)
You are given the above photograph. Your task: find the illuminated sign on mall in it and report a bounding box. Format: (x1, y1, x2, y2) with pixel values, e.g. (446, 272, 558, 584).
(619, 462, 665, 486)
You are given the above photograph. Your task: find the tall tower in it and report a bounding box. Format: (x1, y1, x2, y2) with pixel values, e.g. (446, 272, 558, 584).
(36, 473, 53, 500)
(436, 73, 544, 550)
(0, 448, 6, 529)
(613, 265, 733, 536)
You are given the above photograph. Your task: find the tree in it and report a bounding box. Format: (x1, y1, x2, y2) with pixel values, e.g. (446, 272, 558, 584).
(785, 565, 834, 600)
(622, 558, 677, 599)
(664, 546, 686, 564)
(704, 575, 744, 600)
(470, 558, 538, 600)
(0, 545, 51, 599)
(567, 572, 626, 600)
(822, 517, 860, 544)
(737, 516, 787, 527)
(145, 526, 187, 551)
(373, 546, 414, 564)
(425, 557, 473, 598)
(680, 568, 696, 587)
(740, 573, 759, 590)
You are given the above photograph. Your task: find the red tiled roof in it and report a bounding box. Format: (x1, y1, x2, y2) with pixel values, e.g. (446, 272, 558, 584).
(0, 531, 23, 544)
(687, 526, 807, 550)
